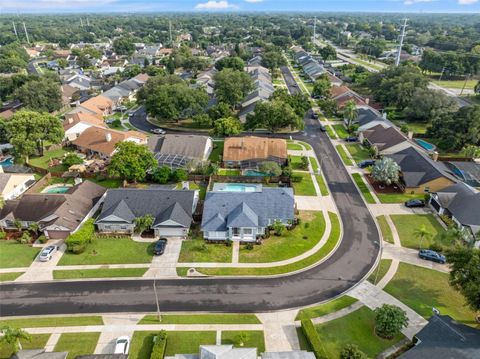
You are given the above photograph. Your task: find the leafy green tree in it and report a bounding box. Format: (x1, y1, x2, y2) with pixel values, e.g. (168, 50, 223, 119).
(151, 166, 172, 184)
(192, 114, 211, 128)
(246, 100, 303, 133)
(461, 145, 480, 158)
(113, 37, 136, 56)
(343, 100, 358, 133)
(210, 117, 242, 137)
(312, 75, 331, 99)
(403, 88, 458, 123)
(134, 214, 154, 234)
(272, 89, 310, 117)
(259, 161, 282, 176)
(371, 157, 400, 185)
(0, 326, 31, 354)
(0, 43, 29, 73)
(108, 142, 156, 183)
(374, 304, 409, 339)
(319, 45, 337, 61)
(214, 68, 254, 107)
(414, 225, 432, 249)
(446, 247, 480, 312)
(62, 153, 83, 167)
(207, 102, 234, 124)
(4, 111, 64, 160)
(340, 344, 368, 359)
(215, 56, 245, 72)
(261, 51, 286, 73)
(171, 168, 188, 182)
(272, 220, 286, 236)
(14, 77, 62, 113)
(318, 98, 338, 117)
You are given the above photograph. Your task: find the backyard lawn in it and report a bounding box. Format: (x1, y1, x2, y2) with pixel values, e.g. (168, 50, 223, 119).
(0, 334, 51, 359)
(0, 240, 40, 268)
(209, 140, 224, 163)
(296, 296, 358, 320)
(53, 268, 148, 279)
(0, 316, 103, 328)
(54, 332, 100, 359)
(89, 177, 123, 188)
(315, 306, 405, 358)
(376, 215, 394, 244)
(178, 238, 232, 263)
(58, 238, 154, 265)
(218, 168, 240, 175)
(239, 211, 326, 263)
(384, 263, 479, 328)
(332, 124, 349, 139)
(390, 214, 445, 249)
(221, 331, 265, 353)
(292, 172, 316, 196)
(336, 145, 353, 166)
(351, 173, 376, 204)
(140, 314, 260, 325)
(29, 148, 72, 170)
(345, 144, 371, 164)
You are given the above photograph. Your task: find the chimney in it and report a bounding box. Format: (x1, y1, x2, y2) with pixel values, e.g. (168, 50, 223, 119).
(432, 151, 439, 162)
(105, 133, 112, 142)
(407, 131, 413, 140)
(365, 97, 369, 105)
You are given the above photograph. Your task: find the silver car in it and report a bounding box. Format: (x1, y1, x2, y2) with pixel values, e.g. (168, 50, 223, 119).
(39, 245, 59, 262)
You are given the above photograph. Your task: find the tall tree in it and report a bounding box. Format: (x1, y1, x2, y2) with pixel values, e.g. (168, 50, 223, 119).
(343, 100, 358, 133)
(3, 111, 64, 160)
(215, 56, 245, 72)
(14, 77, 62, 113)
(374, 304, 409, 339)
(214, 68, 254, 107)
(113, 37, 136, 56)
(311, 75, 331, 99)
(210, 117, 242, 137)
(108, 142, 157, 183)
(403, 88, 458, 123)
(0, 326, 31, 354)
(246, 100, 303, 133)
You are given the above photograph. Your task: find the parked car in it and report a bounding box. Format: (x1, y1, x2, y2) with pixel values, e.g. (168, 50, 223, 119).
(345, 136, 358, 142)
(153, 238, 168, 255)
(312, 112, 319, 119)
(105, 119, 115, 124)
(405, 199, 425, 208)
(419, 249, 446, 264)
(114, 336, 130, 354)
(358, 159, 375, 168)
(39, 245, 59, 262)
(319, 124, 327, 132)
(150, 128, 166, 135)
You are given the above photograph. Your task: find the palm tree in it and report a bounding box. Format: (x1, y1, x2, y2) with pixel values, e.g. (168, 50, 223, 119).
(28, 223, 39, 237)
(343, 100, 358, 134)
(0, 326, 31, 354)
(414, 225, 432, 249)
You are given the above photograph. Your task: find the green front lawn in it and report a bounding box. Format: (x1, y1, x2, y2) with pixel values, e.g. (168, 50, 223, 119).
(53, 268, 148, 279)
(0, 241, 40, 268)
(345, 144, 371, 163)
(54, 332, 100, 359)
(0, 272, 23, 282)
(0, 334, 51, 359)
(336, 145, 353, 166)
(296, 296, 358, 321)
(221, 331, 265, 353)
(29, 148, 72, 170)
(178, 238, 232, 263)
(239, 211, 326, 263)
(140, 314, 260, 325)
(376, 216, 394, 244)
(288, 143, 304, 150)
(332, 124, 349, 139)
(315, 174, 329, 196)
(0, 316, 103, 328)
(367, 259, 392, 285)
(376, 192, 425, 204)
(218, 168, 240, 176)
(314, 306, 405, 358)
(292, 172, 316, 196)
(58, 238, 154, 265)
(289, 155, 308, 170)
(390, 214, 445, 249)
(209, 140, 224, 163)
(384, 263, 479, 328)
(351, 173, 376, 204)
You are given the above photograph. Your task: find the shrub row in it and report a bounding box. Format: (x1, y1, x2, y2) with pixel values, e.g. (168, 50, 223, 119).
(301, 319, 327, 359)
(150, 330, 167, 359)
(65, 219, 95, 254)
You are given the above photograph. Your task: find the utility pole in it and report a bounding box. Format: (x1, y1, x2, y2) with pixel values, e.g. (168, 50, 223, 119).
(12, 22, 19, 40)
(169, 20, 173, 46)
(313, 16, 317, 42)
(23, 22, 30, 44)
(395, 18, 408, 67)
(460, 74, 470, 96)
(153, 277, 162, 323)
(438, 66, 446, 81)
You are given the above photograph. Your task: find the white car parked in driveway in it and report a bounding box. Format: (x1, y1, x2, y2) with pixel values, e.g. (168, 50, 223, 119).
(114, 336, 130, 354)
(38, 245, 59, 262)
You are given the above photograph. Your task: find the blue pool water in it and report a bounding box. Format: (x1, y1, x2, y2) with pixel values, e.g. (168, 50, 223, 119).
(218, 184, 258, 192)
(44, 186, 70, 194)
(0, 157, 14, 167)
(415, 139, 436, 151)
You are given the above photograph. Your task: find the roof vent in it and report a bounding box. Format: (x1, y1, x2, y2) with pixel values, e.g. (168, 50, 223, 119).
(106, 133, 112, 142)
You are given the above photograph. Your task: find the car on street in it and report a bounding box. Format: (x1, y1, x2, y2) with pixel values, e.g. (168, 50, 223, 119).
(114, 336, 130, 354)
(311, 112, 319, 119)
(358, 159, 375, 168)
(345, 136, 358, 142)
(150, 128, 166, 135)
(39, 245, 59, 262)
(153, 238, 168, 255)
(405, 199, 426, 208)
(319, 124, 327, 132)
(418, 249, 446, 264)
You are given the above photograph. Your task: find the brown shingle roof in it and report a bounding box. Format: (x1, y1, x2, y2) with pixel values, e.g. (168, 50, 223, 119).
(80, 96, 113, 116)
(223, 136, 287, 162)
(330, 86, 352, 99)
(61, 84, 78, 99)
(63, 113, 106, 132)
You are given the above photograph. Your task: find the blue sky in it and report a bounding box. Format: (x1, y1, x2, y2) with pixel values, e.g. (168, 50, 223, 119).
(1, 0, 479, 13)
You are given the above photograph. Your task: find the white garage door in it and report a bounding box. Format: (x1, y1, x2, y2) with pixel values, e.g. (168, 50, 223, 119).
(156, 227, 186, 237)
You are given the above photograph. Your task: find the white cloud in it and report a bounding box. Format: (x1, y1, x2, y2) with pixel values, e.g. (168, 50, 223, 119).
(458, 0, 478, 4)
(2, 0, 117, 10)
(403, 0, 435, 5)
(195, 1, 238, 9)
(245, 0, 264, 3)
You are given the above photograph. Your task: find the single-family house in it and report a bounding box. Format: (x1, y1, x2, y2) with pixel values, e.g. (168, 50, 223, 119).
(101, 74, 149, 105)
(355, 107, 391, 132)
(95, 188, 198, 237)
(359, 124, 411, 155)
(0, 171, 35, 200)
(429, 182, 480, 242)
(202, 184, 295, 242)
(223, 136, 287, 169)
(386, 146, 457, 194)
(72, 126, 147, 159)
(331, 86, 368, 110)
(0, 181, 106, 239)
(66, 74, 92, 91)
(61, 84, 79, 106)
(65, 96, 114, 121)
(63, 113, 107, 141)
(398, 315, 480, 359)
(12, 349, 68, 359)
(148, 134, 213, 169)
(443, 160, 480, 187)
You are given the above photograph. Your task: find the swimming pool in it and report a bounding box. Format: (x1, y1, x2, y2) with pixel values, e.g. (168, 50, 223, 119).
(0, 157, 14, 167)
(415, 139, 436, 151)
(43, 186, 71, 194)
(213, 183, 262, 193)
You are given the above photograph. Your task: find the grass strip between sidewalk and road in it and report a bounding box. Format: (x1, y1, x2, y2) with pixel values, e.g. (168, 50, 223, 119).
(336, 145, 353, 166)
(332, 124, 349, 139)
(139, 313, 260, 325)
(0, 272, 24, 282)
(296, 295, 358, 321)
(367, 259, 393, 285)
(351, 173, 376, 204)
(315, 174, 329, 196)
(376, 216, 394, 244)
(326, 125, 337, 139)
(53, 268, 148, 279)
(0, 316, 104, 328)
(177, 212, 340, 277)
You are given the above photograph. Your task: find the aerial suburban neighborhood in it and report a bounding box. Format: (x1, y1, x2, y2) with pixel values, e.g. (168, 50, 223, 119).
(0, 2, 479, 359)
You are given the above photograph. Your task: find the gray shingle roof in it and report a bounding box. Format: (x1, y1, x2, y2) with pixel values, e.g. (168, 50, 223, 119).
(201, 186, 294, 231)
(363, 125, 407, 151)
(148, 134, 211, 160)
(262, 352, 316, 359)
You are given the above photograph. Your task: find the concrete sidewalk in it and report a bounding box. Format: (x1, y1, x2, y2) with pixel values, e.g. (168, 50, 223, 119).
(369, 204, 432, 216)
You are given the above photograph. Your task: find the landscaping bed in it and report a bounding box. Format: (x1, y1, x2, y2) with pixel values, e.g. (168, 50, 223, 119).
(365, 174, 424, 203)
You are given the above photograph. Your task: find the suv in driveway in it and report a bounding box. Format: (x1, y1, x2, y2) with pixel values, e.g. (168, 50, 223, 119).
(358, 159, 375, 168)
(153, 238, 167, 255)
(419, 249, 446, 264)
(39, 245, 59, 262)
(405, 199, 425, 208)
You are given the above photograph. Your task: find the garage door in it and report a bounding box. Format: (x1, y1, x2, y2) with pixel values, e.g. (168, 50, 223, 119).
(156, 228, 186, 237)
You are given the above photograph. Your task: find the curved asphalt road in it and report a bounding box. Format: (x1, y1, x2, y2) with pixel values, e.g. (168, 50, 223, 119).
(0, 81, 380, 318)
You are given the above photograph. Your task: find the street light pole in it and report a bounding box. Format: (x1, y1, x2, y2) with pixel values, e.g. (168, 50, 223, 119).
(153, 276, 161, 323)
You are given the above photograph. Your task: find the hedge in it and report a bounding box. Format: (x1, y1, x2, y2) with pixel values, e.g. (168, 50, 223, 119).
(65, 219, 95, 254)
(301, 319, 327, 359)
(150, 330, 167, 359)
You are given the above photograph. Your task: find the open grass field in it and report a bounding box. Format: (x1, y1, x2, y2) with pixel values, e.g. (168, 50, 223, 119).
(431, 79, 476, 90)
(0, 240, 40, 268)
(390, 214, 445, 249)
(178, 238, 232, 263)
(296, 296, 358, 320)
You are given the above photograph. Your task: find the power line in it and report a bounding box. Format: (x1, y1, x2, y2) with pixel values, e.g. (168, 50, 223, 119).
(12, 21, 18, 40)
(23, 22, 30, 44)
(395, 18, 408, 67)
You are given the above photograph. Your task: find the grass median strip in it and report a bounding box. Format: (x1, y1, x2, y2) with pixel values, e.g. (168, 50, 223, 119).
(351, 173, 376, 204)
(177, 212, 340, 277)
(336, 145, 353, 166)
(296, 295, 358, 320)
(53, 268, 148, 279)
(0, 272, 24, 282)
(140, 313, 260, 325)
(0, 316, 104, 328)
(376, 215, 394, 244)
